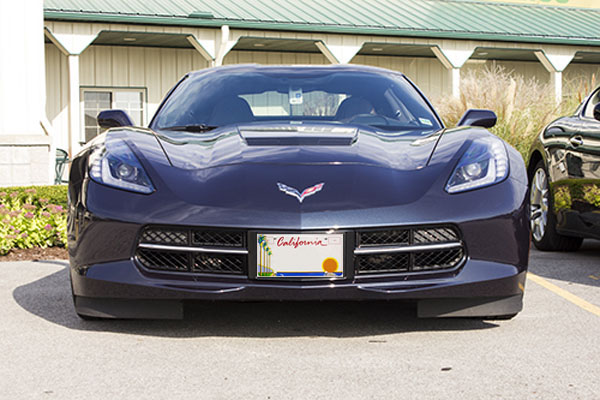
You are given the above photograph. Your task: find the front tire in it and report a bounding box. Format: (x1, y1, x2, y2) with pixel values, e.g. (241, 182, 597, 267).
(529, 161, 583, 252)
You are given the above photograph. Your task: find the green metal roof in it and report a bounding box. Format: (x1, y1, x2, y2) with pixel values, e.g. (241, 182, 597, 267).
(43, 0, 600, 46)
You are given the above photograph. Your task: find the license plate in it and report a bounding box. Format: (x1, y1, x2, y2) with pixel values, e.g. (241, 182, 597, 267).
(256, 233, 344, 278)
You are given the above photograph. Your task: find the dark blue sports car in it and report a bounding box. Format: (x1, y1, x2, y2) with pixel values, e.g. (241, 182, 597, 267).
(68, 64, 529, 320)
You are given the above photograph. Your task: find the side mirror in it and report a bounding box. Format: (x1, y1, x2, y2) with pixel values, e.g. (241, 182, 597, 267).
(457, 109, 497, 128)
(593, 103, 600, 122)
(97, 110, 134, 129)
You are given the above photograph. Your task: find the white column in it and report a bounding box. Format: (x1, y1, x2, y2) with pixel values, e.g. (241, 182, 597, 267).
(552, 71, 563, 105)
(451, 68, 461, 99)
(45, 28, 99, 158)
(215, 25, 238, 66)
(315, 38, 364, 64)
(0, 0, 51, 185)
(0, 1, 46, 137)
(431, 46, 475, 99)
(40, 118, 57, 185)
(67, 55, 81, 157)
(186, 34, 216, 67)
(534, 49, 576, 105)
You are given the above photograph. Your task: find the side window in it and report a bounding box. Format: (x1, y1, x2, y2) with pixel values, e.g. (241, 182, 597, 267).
(583, 89, 600, 119)
(82, 88, 145, 143)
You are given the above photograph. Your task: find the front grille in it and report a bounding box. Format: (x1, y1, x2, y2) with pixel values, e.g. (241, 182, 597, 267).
(356, 225, 465, 275)
(137, 249, 189, 272)
(413, 227, 459, 244)
(136, 225, 464, 278)
(193, 231, 244, 247)
(357, 253, 410, 274)
(194, 253, 245, 274)
(135, 226, 247, 275)
(413, 248, 464, 271)
(357, 230, 409, 247)
(141, 228, 188, 245)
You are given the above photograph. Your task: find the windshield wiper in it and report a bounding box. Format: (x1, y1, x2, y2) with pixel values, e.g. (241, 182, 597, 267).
(160, 124, 218, 133)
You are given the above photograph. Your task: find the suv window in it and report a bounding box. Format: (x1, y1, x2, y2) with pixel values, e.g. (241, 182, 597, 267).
(583, 88, 600, 119)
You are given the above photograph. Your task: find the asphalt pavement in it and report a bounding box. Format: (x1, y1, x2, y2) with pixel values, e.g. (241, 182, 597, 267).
(1, 241, 599, 399)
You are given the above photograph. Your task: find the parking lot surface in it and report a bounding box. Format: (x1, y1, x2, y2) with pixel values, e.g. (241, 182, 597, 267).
(1, 241, 599, 399)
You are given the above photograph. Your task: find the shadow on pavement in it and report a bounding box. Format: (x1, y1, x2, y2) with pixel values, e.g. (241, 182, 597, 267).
(13, 263, 500, 338)
(529, 239, 600, 287)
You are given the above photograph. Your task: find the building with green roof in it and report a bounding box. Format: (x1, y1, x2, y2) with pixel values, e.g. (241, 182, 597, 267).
(1, 0, 599, 185)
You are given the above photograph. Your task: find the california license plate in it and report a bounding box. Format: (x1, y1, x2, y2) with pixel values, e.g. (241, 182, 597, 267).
(256, 233, 344, 278)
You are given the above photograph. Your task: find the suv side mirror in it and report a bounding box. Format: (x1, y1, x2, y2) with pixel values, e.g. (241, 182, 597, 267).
(97, 110, 134, 129)
(593, 103, 600, 122)
(457, 109, 497, 128)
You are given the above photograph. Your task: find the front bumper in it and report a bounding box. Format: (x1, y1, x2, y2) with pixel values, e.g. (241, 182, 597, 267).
(73, 257, 524, 301)
(70, 255, 526, 318)
(68, 174, 530, 318)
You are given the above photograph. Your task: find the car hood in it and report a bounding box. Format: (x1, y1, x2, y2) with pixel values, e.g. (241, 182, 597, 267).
(89, 124, 518, 228)
(153, 124, 441, 172)
(124, 124, 446, 212)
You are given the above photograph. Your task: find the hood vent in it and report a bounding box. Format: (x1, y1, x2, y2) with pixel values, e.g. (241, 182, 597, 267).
(240, 126, 358, 146)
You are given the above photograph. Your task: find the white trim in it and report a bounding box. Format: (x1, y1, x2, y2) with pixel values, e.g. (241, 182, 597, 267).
(315, 40, 364, 64)
(186, 35, 215, 65)
(138, 243, 249, 255)
(67, 54, 80, 157)
(44, 26, 100, 55)
(432, 46, 475, 69)
(40, 118, 57, 185)
(215, 25, 238, 66)
(451, 68, 461, 99)
(354, 242, 463, 255)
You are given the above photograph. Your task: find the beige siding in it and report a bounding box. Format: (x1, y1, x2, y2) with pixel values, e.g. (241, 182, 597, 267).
(45, 44, 69, 151)
(462, 61, 600, 96)
(462, 60, 550, 84)
(496, 60, 550, 84)
(45, 44, 209, 148)
(43, 29, 600, 154)
(224, 51, 452, 101)
(223, 50, 328, 65)
(352, 55, 451, 99)
(80, 46, 209, 116)
(564, 63, 600, 94)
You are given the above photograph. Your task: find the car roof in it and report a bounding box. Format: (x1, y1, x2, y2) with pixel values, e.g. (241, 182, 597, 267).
(188, 63, 406, 78)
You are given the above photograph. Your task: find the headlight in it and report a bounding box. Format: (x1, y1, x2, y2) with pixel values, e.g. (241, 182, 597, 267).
(445, 136, 508, 194)
(88, 137, 155, 194)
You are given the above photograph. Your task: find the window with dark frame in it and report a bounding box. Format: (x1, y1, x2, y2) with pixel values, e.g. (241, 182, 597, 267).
(82, 89, 145, 143)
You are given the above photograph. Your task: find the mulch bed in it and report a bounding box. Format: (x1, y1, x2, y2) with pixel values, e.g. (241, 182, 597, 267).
(0, 247, 68, 261)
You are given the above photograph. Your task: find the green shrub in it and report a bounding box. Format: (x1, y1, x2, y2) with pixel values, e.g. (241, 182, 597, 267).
(0, 188, 67, 255)
(583, 184, 600, 208)
(550, 179, 600, 212)
(553, 186, 572, 212)
(0, 185, 68, 208)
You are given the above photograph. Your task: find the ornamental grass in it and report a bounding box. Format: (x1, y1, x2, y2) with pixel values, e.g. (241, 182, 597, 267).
(434, 63, 597, 159)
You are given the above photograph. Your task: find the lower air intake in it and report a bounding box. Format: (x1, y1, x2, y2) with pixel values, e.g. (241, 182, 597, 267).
(356, 225, 465, 274)
(136, 226, 247, 275)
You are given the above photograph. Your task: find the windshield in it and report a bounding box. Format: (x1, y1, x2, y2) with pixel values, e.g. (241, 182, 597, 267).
(152, 67, 442, 134)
